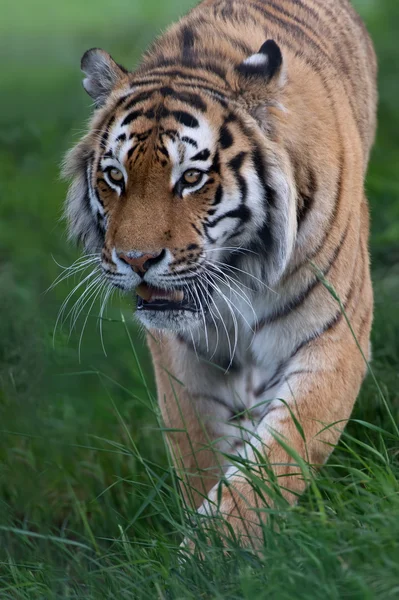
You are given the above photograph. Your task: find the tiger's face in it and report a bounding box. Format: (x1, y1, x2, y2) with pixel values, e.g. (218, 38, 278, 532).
(64, 45, 296, 332)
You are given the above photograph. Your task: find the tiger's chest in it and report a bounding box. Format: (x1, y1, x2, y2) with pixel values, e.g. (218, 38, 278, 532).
(189, 284, 296, 375)
(183, 291, 299, 412)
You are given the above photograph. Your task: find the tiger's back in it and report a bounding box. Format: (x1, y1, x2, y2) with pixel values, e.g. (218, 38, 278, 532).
(142, 0, 377, 160)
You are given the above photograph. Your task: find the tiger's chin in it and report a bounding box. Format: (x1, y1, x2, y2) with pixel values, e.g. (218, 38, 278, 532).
(134, 303, 204, 332)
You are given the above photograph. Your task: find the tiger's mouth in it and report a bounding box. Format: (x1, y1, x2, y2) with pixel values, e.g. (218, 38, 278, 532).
(135, 283, 198, 313)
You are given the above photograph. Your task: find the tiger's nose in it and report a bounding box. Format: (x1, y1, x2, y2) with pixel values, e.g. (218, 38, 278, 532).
(118, 250, 165, 275)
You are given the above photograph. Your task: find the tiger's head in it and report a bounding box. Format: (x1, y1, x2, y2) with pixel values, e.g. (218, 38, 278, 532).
(63, 41, 296, 332)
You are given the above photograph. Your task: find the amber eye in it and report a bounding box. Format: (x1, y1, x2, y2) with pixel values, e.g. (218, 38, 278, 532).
(182, 169, 203, 186)
(106, 167, 124, 185)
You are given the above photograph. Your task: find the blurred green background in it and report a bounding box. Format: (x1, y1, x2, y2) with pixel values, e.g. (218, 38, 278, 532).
(0, 0, 398, 597)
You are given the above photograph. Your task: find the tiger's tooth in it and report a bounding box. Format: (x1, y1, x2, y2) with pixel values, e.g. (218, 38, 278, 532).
(172, 290, 184, 302)
(136, 283, 152, 301)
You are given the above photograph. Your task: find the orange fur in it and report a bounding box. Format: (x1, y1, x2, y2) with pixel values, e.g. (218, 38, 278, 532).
(63, 0, 377, 548)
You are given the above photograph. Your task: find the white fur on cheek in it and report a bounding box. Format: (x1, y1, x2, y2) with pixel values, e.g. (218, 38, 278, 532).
(87, 164, 105, 217)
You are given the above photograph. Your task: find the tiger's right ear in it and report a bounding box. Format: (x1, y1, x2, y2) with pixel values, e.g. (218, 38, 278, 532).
(236, 40, 283, 83)
(81, 48, 128, 108)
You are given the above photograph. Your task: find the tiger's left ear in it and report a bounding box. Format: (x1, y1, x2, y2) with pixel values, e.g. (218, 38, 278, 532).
(81, 48, 128, 108)
(236, 40, 283, 83)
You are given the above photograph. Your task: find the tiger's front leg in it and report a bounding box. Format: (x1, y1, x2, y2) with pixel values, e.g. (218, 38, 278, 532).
(195, 323, 371, 546)
(148, 333, 242, 509)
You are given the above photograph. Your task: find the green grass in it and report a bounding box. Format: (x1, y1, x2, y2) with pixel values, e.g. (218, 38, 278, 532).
(0, 0, 398, 597)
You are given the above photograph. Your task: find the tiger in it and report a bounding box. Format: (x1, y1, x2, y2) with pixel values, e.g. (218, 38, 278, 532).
(63, 0, 377, 547)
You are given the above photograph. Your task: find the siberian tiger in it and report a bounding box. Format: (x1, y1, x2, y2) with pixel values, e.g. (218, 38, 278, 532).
(63, 0, 377, 546)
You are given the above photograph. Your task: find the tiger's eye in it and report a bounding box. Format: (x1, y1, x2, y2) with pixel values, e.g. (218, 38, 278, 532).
(182, 169, 202, 186)
(108, 168, 124, 184)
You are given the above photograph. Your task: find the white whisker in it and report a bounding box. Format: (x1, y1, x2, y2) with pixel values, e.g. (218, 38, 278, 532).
(206, 270, 255, 333)
(68, 274, 104, 335)
(211, 259, 277, 294)
(98, 283, 115, 356)
(203, 276, 238, 369)
(206, 263, 258, 324)
(78, 280, 107, 361)
(53, 267, 100, 346)
(194, 275, 220, 360)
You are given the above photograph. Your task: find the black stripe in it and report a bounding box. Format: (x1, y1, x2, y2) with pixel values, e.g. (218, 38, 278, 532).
(252, 220, 274, 257)
(145, 58, 227, 81)
(124, 91, 155, 111)
(174, 91, 207, 113)
(291, 156, 345, 276)
(212, 184, 223, 206)
(179, 83, 229, 107)
(219, 124, 234, 149)
(297, 192, 315, 228)
(158, 86, 207, 112)
(88, 158, 104, 209)
(251, 145, 276, 208)
(189, 393, 234, 414)
(257, 220, 351, 328)
(127, 144, 139, 159)
(130, 78, 163, 88)
(171, 111, 199, 128)
(181, 25, 196, 55)
(229, 151, 248, 199)
(121, 110, 143, 126)
(144, 109, 155, 120)
(229, 151, 246, 171)
(190, 149, 210, 161)
(210, 150, 221, 174)
(297, 168, 318, 228)
(134, 70, 229, 106)
(157, 144, 169, 159)
(181, 136, 198, 148)
(141, 67, 227, 88)
(207, 205, 251, 229)
(100, 116, 115, 149)
(191, 223, 202, 236)
(293, 309, 343, 357)
(254, 369, 313, 399)
(256, 311, 343, 397)
(84, 157, 94, 215)
(86, 158, 105, 239)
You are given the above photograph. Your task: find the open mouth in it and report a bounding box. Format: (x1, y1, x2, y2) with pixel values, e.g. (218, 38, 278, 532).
(135, 283, 198, 312)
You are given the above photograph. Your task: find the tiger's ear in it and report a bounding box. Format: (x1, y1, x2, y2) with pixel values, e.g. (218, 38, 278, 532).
(236, 40, 283, 83)
(81, 48, 128, 107)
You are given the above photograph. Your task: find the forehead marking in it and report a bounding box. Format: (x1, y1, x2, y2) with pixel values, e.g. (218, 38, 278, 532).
(190, 149, 210, 161)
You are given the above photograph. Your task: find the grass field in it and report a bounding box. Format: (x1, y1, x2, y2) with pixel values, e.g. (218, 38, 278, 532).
(0, 0, 398, 597)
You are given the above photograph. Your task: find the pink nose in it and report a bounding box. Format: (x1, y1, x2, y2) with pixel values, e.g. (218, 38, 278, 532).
(118, 251, 163, 274)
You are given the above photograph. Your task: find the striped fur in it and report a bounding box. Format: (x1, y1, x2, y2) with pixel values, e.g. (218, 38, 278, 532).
(63, 0, 377, 547)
